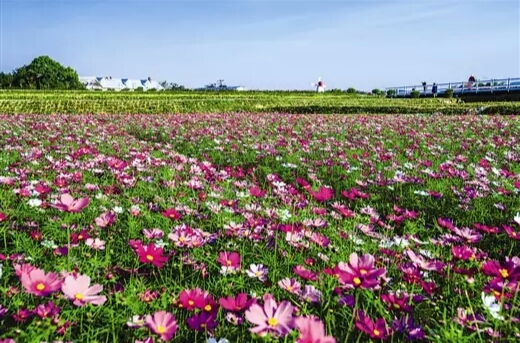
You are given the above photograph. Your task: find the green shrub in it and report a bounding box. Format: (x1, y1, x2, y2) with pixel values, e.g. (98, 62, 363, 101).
(445, 88, 454, 98)
(410, 90, 420, 98)
(386, 89, 396, 98)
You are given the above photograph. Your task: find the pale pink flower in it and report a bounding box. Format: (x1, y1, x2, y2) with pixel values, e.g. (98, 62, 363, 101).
(294, 316, 336, 343)
(61, 274, 107, 306)
(85, 238, 106, 250)
(245, 294, 294, 337)
(50, 193, 90, 213)
(145, 310, 178, 341)
(95, 211, 116, 227)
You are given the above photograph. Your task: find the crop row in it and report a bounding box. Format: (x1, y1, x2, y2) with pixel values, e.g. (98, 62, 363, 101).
(0, 94, 519, 114)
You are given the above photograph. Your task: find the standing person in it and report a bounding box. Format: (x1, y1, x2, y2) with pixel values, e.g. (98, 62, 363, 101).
(467, 75, 476, 88)
(432, 83, 438, 98)
(422, 81, 427, 93)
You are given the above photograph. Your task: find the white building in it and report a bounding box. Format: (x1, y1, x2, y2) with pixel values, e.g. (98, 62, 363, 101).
(79, 76, 164, 91)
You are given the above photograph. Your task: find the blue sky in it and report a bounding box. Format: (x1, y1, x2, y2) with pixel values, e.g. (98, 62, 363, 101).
(1, 0, 519, 90)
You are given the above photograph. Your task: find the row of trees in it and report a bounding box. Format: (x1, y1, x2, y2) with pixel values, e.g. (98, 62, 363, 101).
(0, 56, 85, 90)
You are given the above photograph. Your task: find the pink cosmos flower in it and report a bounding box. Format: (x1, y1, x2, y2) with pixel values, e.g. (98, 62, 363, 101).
(294, 316, 336, 343)
(337, 253, 386, 289)
(145, 311, 178, 341)
(61, 274, 107, 306)
(50, 193, 90, 213)
(219, 293, 256, 312)
(406, 250, 444, 271)
(178, 288, 207, 311)
(216, 251, 241, 269)
(355, 310, 391, 340)
(94, 211, 116, 228)
(85, 238, 106, 250)
(245, 294, 295, 337)
(309, 187, 334, 202)
(20, 268, 62, 297)
(161, 208, 181, 220)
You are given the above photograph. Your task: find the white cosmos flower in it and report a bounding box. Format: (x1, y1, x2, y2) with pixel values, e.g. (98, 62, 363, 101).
(481, 292, 504, 320)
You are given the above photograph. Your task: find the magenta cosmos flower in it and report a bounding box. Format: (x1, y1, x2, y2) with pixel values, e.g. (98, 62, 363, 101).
(294, 316, 336, 343)
(337, 253, 386, 289)
(61, 274, 107, 306)
(245, 294, 295, 337)
(50, 193, 90, 213)
(145, 310, 178, 341)
(20, 268, 62, 297)
(219, 293, 256, 312)
(136, 242, 169, 268)
(355, 310, 391, 340)
(216, 251, 241, 269)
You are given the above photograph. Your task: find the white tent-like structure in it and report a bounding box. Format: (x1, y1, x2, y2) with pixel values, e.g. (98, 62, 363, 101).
(79, 76, 164, 91)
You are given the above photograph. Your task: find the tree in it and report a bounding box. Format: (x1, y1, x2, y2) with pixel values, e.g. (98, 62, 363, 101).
(9, 56, 84, 90)
(0, 72, 14, 88)
(346, 87, 356, 94)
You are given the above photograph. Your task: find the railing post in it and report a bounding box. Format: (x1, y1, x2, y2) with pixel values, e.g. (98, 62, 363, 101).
(476, 80, 479, 93)
(491, 79, 494, 93)
(507, 78, 510, 92)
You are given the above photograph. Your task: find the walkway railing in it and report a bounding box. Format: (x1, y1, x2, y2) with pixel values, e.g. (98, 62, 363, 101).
(385, 77, 520, 97)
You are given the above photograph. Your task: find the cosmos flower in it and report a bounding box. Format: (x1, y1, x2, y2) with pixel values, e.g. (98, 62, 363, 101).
(145, 311, 178, 341)
(61, 274, 107, 306)
(246, 264, 269, 282)
(337, 253, 386, 289)
(294, 316, 336, 343)
(50, 193, 90, 213)
(19, 268, 62, 297)
(245, 294, 295, 337)
(136, 242, 169, 268)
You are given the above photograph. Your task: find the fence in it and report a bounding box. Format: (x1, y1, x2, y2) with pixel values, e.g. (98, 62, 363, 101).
(385, 77, 520, 97)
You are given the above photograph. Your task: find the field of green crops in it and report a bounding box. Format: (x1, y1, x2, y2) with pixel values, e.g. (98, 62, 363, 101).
(1, 90, 519, 114)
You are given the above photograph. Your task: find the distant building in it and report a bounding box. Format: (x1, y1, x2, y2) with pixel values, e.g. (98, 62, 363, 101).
(195, 85, 246, 91)
(79, 76, 164, 91)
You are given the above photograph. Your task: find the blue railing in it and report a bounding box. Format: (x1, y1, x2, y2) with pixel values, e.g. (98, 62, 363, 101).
(386, 77, 520, 97)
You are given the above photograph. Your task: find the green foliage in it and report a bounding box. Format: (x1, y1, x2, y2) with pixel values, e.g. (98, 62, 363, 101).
(410, 90, 421, 98)
(386, 89, 397, 98)
(6, 56, 85, 90)
(0, 90, 518, 114)
(445, 89, 454, 98)
(346, 87, 357, 94)
(371, 88, 383, 96)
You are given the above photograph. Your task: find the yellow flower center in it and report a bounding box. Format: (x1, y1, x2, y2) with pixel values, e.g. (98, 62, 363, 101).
(146, 254, 154, 261)
(157, 325, 166, 334)
(188, 300, 194, 306)
(360, 269, 368, 275)
(373, 329, 381, 336)
(75, 293, 84, 300)
(36, 283, 46, 291)
(393, 303, 400, 309)
(169, 213, 176, 218)
(267, 317, 278, 326)
(179, 236, 185, 242)
(353, 277, 362, 285)
(255, 271, 262, 276)
(499, 269, 509, 278)
(287, 286, 293, 291)
(226, 260, 232, 266)
(204, 305, 212, 311)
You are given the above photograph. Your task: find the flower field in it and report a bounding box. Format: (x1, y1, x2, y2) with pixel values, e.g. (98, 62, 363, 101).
(0, 113, 519, 343)
(1, 90, 520, 115)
